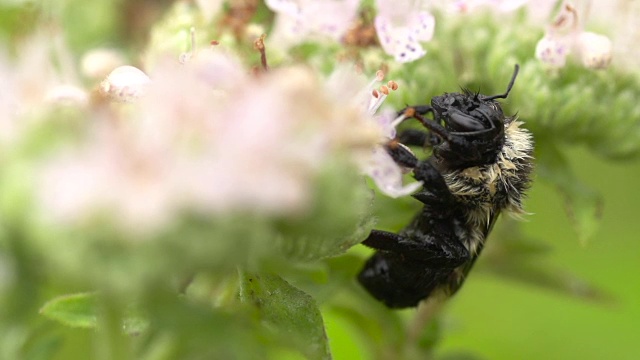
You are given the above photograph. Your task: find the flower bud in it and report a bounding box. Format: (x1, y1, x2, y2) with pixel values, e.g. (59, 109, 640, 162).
(577, 32, 613, 69)
(535, 35, 571, 68)
(100, 65, 151, 102)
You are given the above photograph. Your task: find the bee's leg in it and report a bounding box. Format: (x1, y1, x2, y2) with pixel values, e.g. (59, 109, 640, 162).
(361, 229, 469, 267)
(397, 129, 441, 148)
(370, 139, 468, 263)
(399, 104, 434, 117)
(410, 159, 457, 207)
(384, 141, 455, 207)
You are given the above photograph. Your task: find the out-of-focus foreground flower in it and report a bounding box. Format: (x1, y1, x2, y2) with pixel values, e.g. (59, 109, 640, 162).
(265, 0, 361, 47)
(33, 42, 419, 234)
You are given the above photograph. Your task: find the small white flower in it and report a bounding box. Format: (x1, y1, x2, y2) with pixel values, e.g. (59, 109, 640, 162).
(375, 0, 435, 63)
(535, 35, 571, 69)
(535, 2, 612, 70)
(0, 33, 87, 147)
(576, 31, 612, 69)
(100, 65, 152, 102)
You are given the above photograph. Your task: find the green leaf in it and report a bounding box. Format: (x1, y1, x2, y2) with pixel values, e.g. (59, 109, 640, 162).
(536, 142, 603, 244)
(239, 273, 331, 360)
(40, 292, 97, 329)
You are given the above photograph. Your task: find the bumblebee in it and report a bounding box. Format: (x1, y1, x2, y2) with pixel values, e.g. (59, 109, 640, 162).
(358, 65, 534, 308)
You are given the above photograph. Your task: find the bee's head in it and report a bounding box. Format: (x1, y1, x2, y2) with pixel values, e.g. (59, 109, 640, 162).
(429, 65, 520, 168)
(431, 92, 506, 134)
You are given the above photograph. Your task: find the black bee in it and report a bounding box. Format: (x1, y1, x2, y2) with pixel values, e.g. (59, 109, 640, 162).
(358, 65, 534, 308)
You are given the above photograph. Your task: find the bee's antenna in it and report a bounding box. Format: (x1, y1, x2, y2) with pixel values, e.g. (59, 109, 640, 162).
(481, 64, 520, 101)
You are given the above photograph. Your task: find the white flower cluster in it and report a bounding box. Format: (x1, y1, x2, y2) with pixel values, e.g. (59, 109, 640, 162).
(264, 0, 437, 63)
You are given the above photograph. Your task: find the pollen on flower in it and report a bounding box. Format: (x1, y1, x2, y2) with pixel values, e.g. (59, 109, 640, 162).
(354, 67, 421, 198)
(366, 71, 401, 116)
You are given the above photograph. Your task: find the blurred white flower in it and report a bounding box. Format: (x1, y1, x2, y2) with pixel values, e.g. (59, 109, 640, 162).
(0, 33, 87, 147)
(535, 2, 612, 70)
(44, 84, 89, 106)
(535, 35, 571, 69)
(374, 0, 435, 63)
(195, 0, 225, 21)
(37, 47, 419, 233)
(100, 65, 152, 103)
(576, 31, 612, 69)
(265, 0, 360, 47)
(81, 48, 126, 80)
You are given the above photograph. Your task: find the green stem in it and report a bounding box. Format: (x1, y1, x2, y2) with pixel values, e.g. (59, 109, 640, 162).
(94, 295, 133, 360)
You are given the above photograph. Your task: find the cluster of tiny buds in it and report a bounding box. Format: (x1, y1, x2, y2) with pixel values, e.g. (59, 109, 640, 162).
(535, 2, 612, 70)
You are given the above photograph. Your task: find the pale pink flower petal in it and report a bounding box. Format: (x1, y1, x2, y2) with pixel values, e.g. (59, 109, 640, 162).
(375, 1, 435, 63)
(364, 147, 423, 198)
